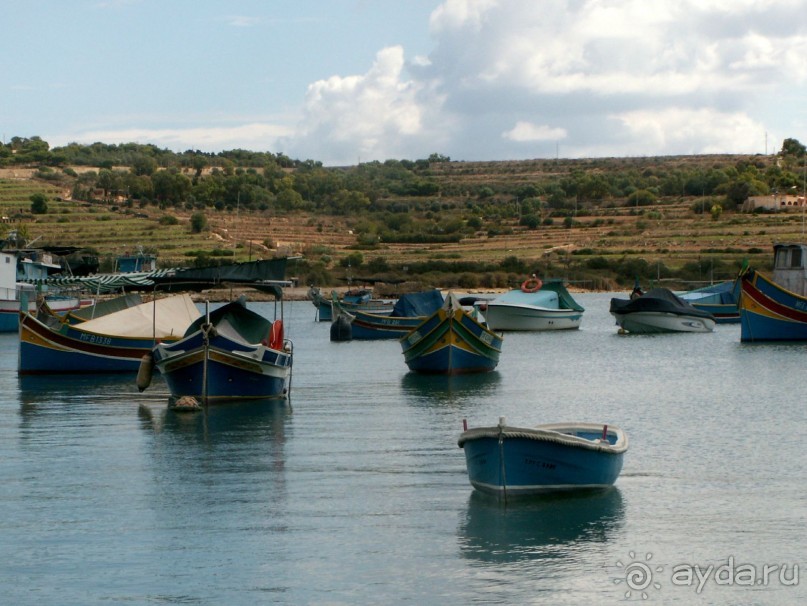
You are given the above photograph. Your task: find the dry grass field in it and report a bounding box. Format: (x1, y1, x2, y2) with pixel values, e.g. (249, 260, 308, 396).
(1, 155, 804, 289)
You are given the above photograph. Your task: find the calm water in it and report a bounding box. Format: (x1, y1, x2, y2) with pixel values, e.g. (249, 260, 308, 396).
(1, 293, 805, 605)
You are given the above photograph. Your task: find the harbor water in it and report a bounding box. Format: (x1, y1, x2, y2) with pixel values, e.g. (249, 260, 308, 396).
(0, 293, 804, 604)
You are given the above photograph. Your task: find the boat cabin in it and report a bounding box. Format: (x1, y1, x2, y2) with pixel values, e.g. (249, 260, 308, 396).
(772, 243, 807, 297)
(116, 252, 157, 273)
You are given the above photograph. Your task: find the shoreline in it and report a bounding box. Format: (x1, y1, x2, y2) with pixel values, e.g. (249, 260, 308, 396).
(190, 283, 595, 303)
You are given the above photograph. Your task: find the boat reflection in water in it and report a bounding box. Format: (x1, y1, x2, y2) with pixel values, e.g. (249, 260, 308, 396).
(458, 488, 624, 564)
(137, 397, 290, 440)
(17, 373, 154, 414)
(400, 371, 502, 405)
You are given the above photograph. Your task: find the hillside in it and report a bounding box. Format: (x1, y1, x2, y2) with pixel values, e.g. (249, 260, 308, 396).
(1, 154, 805, 291)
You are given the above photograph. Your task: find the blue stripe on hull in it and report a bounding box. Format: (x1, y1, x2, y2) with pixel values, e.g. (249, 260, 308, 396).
(740, 309, 807, 341)
(19, 341, 141, 373)
(0, 311, 19, 332)
(462, 436, 624, 495)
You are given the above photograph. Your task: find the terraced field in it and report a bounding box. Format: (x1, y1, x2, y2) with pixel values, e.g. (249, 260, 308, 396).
(2, 158, 804, 286)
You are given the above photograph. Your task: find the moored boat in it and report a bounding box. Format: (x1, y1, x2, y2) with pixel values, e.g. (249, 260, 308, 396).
(400, 292, 502, 374)
(150, 296, 292, 403)
(18, 294, 201, 373)
(739, 243, 807, 341)
(679, 280, 740, 323)
(337, 289, 444, 340)
(610, 287, 715, 334)
(458, 418, 628, 497)
(481, 277, 584, 331)
(308, 285, 394, 322)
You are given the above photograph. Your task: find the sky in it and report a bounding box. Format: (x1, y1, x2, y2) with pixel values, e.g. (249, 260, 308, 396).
(2, 0, 806, 166)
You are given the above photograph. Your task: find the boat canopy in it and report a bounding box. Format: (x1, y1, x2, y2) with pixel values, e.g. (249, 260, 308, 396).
(391, 289, 444, 317)
(183, 296, 270, 342)
(610, 287, 713, 319)
(77, 294, 201, 338)
(679, 280, 739, 304)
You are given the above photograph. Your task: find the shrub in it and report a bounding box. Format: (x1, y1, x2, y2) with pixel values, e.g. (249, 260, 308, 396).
(190, 212, 208, 233)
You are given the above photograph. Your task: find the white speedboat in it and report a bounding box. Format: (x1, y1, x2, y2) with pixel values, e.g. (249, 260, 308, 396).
(480, 278, 584, 331)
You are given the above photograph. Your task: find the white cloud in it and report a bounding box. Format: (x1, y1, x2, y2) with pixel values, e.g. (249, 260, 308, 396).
(610, 107, 767, 155)
(70, 0, 807, 164)
(503, 121, 566, 142)
(275, 0, 807, 163)
(282, 46, 451, 164)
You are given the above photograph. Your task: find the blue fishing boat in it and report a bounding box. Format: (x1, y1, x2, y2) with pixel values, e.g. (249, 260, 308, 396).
(338, 289, 445, 340)
(458, 418, 628, 497)
(481, 278, 584, 331)
(18, 294, 201, 373)
(739, 243, 807, 341)
(309, 286, 393, 322)
(150, 296, 292, 403)
(400, 293, 502, 374)
(679, 280, 740, 323)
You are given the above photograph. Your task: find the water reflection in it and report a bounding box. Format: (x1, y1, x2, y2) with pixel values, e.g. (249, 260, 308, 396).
(458, 488, 624, 563)
(401, 371, 502, 405)
(17, 373, 152, 417)
(137, 398, 290, 441)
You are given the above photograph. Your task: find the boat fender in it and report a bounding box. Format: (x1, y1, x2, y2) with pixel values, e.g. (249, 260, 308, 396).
(269, 320, 284, 350)
(521, 276, 542, 293)
(136, 353, 154, 392)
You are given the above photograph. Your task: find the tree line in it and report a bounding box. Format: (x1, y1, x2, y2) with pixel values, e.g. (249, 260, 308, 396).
(4, 136, 806, 221)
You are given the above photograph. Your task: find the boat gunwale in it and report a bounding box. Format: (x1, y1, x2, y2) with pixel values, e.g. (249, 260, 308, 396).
(458, 422, 628, 454)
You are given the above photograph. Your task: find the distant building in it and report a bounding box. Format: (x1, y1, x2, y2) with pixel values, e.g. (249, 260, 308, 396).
(743, 194, 806, 212)
(116, 252, 157, 273)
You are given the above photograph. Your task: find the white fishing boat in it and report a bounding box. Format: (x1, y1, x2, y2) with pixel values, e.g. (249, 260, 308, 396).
(481, 278, 584, 331)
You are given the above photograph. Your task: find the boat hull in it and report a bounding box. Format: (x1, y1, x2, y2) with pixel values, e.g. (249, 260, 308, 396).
(739, 268, 807, 341)
(349, 312, 424, 340)
(309, 287, 393, 322)
(680, 280, 740, 324)
(0, 301, 35, 332)
(691, 302, 739, 323)
(401, 304, 502, 375)
(611, 310, 716, 334)
(18, 294, 200, 374)
(154, 338, 291, 402)
(482, 281, 585, 331)
(459, 423, 627, 496)
(483, 303, 582, 331)
(19, 312, 163, 373)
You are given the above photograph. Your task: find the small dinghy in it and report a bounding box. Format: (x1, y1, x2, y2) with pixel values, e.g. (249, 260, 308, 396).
(458, 418, 628, 497)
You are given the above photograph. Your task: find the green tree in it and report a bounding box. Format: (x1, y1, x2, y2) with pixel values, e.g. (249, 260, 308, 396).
(30, 192, 48, 214)
(627, 189, 657, 207)
(131, 154, 158, 176)
(781, 138, 806, 157)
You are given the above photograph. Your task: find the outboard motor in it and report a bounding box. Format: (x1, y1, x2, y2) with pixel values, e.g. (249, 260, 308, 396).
(330, 312, 353, 341)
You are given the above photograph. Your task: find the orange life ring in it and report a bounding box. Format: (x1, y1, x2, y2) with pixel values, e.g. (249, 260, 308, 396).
(521, 278, 542, 293)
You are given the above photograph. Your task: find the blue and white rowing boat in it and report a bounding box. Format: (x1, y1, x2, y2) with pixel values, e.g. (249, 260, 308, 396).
(458, 418, 628, 497)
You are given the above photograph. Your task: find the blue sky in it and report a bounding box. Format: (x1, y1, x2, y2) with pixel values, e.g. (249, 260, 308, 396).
(3, 0, 806, 165)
